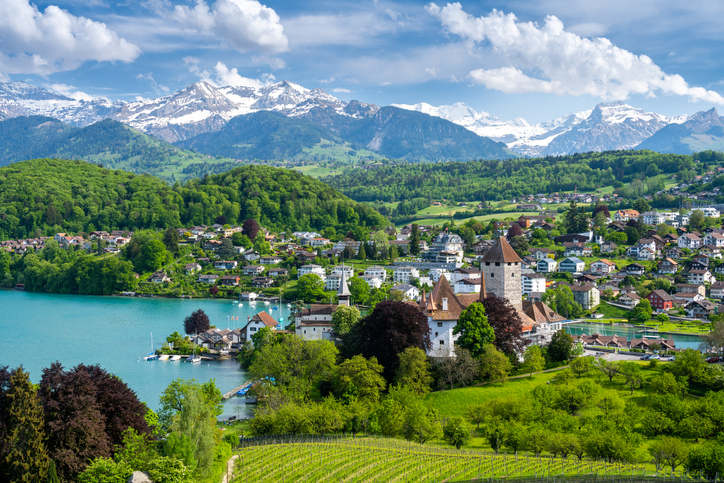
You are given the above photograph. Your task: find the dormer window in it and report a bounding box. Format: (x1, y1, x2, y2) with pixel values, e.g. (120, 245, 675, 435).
(442, 298, 448, 311)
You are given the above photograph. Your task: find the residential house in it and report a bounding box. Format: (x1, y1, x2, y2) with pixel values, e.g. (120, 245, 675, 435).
(214, 260, 238, 270)
(298, 264, 326, 279)
(197, 274, 219, 284)
(563, 242, 592, 257)
(537, 258, 558, 273)
(559, 257, 585, 273)
(665, 247, 684, 259)
(237, 311, 278, 345)
(364, 266, 388, 281)
(600, 241, 618, 254)
(673, 291, 704, 305)
(686, 300, 718, 319)
(243, 265, 265, 276)
(570, 284, 600, 310)
(219, 275, 240, 286)
(243, 250, 261, 262)
(393, 266, 420, 283)
(150, 272, 170, 283)
(194, 329, 233, 351)
(618, 292, 641, 306)
(295, 305, 340, 340)
(454, 278, 482, 294)
(687, 269, 712, 284)
(591, 259, 617, 275)
(658, 258, 679, 274)
(630, 338, 676, 351)
(641, 211, 667, 226)
(450, 267, 481, 284)
(302, 237, 331, 247)
(240, 292, 257, 301)
(391, 283, 421, 301)
(359, 274, 383, 289)
(710, 280, 724, 299)
(678, 233, 702, 249)
(675, 283, 706, 296)
(294, 251, 317, 263)
(330, 265, 354, 278)
(646, 290, 674, 311)
(622, 263, 646, 276)
(531, 247, 555, 260)
(575, 333, 629, 348)
(614, 209, 640, 222)
(700, 245, 722, 259)
(704, 232, 724, 247)
(638, 247, 656, 261)
(251, 277, 274, 288)
(267, 268, 289, 278)
(203, 240, 221, 251)
(522, 273, 547, 295)
(184, 263, 201, 274)
(260, 255, 283, 265)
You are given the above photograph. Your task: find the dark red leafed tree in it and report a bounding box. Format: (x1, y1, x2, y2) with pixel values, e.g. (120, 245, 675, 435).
(355, 301, 431, 382)
(184, 309, 211, 335)
(593, 205, 610, 218)
(482, 294, 527, 355)
(242, 219, 261, 240)
(506, 223, 523, 240)
(214, 215, 227, 225)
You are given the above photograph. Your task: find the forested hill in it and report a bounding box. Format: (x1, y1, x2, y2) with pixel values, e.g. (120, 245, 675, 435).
(325, 151, 696, 202)
(0, 116, 236, 181)
(0, 159, 387, 240)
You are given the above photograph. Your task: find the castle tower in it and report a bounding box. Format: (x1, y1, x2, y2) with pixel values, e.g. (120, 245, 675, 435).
(480, 236, 522, 311)
(337, 264, 351, 306)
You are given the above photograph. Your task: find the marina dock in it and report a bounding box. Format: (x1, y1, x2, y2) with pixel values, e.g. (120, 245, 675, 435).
(222, 380, 252, 401)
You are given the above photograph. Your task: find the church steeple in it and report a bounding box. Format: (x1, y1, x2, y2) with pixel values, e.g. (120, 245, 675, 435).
(337, 263, 351, 306)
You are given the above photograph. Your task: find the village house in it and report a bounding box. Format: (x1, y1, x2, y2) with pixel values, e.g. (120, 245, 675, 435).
(637, 247, 656, 262)
(646, 290, 674, 311)
(614, 209, 640, 222)
(630, 338, 676, 351)
(203, 240, 221, 251)
(658, 258, 679, 274)
(267, 268, 289, 278)
(704, 232, 724, 247)
(675, 283, 706, 296)
(453, 278, 482, 294)
(393, 266, 420, 283)
(391, 283, 421, 301)
(522, 273, 547, 295)
(641, 211, 667, 226)
(214, 260, 238, 270)
(687, 269, 712, 284)
(710, 280, 724, 299)
(559, 257, 585, 273)
(563, 242, 592, 257)
(197, 274, 219, 284)
(673, 291, 705, 305)
(623, 263, 646, 276)
(260, 255, 283, 265)
(251, 277, 274, 288)
(236, 311, 278, 345)
(193, 328, 233, 351)
(219, 275, 240, 286)
(298, 264, 326, 280)
(576, 333, 628, 348)
(302, 236, 331, 247)
(184, 263, 201, 274)
(150, 272, 170, 283)
(665, 247, 684, 259)
(243, 250, 261, 262)
(618, 292, 641, 306)
(686, 300, 718, 319)
(590, 259, 617, 275)
(700, 245, 722, 259)
(570, 284, 600, 310)
(243, 265, 265, 276)
(530, 247, 555, 260)
(537, 258, 558, 273)
(678, 233, 702, 249)
(599, 241, 618, 254)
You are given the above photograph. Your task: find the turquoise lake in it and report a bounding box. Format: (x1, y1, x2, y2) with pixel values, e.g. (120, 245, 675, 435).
(0, 290, 294, 419)
(565, 322, 705, 350)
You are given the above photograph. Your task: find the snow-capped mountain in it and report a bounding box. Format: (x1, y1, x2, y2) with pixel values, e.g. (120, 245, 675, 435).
(0, 80, 353, 142)
(394, 101, 685, 156)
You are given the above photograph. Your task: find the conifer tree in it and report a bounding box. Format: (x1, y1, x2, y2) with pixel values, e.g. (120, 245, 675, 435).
(409, 224, 420, 255)
(4, 367, 50, 483)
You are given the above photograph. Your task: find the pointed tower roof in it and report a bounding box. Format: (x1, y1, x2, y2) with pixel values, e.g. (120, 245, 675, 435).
(419, 289, 427, 310)
(337, 264, 351, 298)
(481, 236, 523, 263)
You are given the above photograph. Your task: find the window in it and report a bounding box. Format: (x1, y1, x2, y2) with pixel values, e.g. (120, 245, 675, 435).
(511, 273, 515, 278)
(435, 332, 438, 337)
(439, 340, 445, 345)
(495, 262, 500, 266)
(491, 273, 494, 278)
(485, 262, 490, 266)
(437, 322, 443, 327)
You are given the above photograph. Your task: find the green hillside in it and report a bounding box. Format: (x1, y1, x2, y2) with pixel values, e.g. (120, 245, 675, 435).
(0, 116, 237, 181)
(0, 159, 387, 240)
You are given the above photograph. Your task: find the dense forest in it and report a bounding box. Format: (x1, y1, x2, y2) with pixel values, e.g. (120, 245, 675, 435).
(325, 151, 696, 202)
(0, 159, 387, 240)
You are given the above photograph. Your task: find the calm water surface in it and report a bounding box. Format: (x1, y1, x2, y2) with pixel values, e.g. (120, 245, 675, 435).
(0, 290, 293, 418)
(565, 322, 705, 350)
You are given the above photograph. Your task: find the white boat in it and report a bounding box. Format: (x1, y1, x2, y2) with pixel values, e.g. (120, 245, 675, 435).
(158, 354, 170, 361)
(170, 355, 182, 361)
(185, 333, 201, 363)
(143, 333, 158, 361)
(264, 300, 270, 305)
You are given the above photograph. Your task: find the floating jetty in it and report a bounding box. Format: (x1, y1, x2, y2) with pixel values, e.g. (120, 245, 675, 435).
(222, 381, 252, 401)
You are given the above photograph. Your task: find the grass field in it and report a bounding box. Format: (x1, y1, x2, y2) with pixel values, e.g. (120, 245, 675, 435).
(294, 165, 341, 178)
(233, 435, 655, 483)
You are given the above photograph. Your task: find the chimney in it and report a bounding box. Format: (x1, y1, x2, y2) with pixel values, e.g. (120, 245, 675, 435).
(442, 298, 448, 311)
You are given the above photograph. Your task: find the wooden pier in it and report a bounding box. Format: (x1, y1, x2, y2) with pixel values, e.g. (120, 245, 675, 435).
(222, 380, 252, 401)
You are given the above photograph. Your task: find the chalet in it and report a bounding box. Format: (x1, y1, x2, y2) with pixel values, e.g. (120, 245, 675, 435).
(531, 247, 555, 260)
(618, 292, 641, 306)
(203, 240, 221, 251)
(665, 247, 684, 259)
(198, 274, 219, 284)
(563, 242, 592, 257)
(185, 263, 201, 274)
(700, 245, 723, 259)
(570, 284, 600, 310)
(658, 258, 679, 274)
(675, 283, 706, 296)
(391, 283, 421, 301)
(150, 272, 170, 283)
(710, 280, 724, 299)
(295, 251, 318, 262)
(623, 263, 646, 276)
(704, 232, 724, 247)
(237, 311, 278, 345)
(243, 265, 265, 276)
(687, 269, 712, 284)
(559, 257, 585, 273)
(537, 258, 558, 273)
(678, 233, 702, 249)
(637, 238, 658, 254)
(251, 277, 274, 288)
(607, 222, 628, 233)
(267, 268, 289, 278)
(686, 300, 717, 319)
(673, 291, 704, 305)
(260, 255, 283, 265)
(637, 247, 656, 261)
(600, 241, 618, 254)
(214, 260, 238, 270)
(646, 290, 674, 311)
(219, 275, 240, 286)
(693, 254, 710, 266)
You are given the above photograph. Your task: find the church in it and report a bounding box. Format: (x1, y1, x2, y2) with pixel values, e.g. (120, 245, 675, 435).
(420, 236, 565, 357)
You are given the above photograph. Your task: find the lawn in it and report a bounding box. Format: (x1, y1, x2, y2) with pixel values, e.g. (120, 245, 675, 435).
(293, 165, 340, 178)
(592, 301, 631, 319)
(642, 319, 712, 335)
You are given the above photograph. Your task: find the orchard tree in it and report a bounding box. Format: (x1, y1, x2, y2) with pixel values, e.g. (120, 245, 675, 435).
(443, 417, 471, 449)
(394, 347, 434, 396)
(522, 345, 545, 377)
(453, 302, 495, 358)
(478, 344, 511, 383)
(183, 309, 210, 335)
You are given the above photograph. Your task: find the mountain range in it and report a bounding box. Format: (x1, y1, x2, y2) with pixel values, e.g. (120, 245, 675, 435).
(0, 80, 722, 161)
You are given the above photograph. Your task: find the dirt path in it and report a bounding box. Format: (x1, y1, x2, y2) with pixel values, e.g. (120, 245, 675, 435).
(220, 454, 239, 483)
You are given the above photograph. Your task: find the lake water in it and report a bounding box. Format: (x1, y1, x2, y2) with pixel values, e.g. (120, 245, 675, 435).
(0, 290, 294, 419)
(565, 322, 706, 350)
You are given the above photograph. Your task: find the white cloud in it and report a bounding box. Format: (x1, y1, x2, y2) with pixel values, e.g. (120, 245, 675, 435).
(136, 72, 170, 93)
(319, 77, 336, 84)
(332, 87, 351, 93)
(185, 58, 275, 88)
(49, 83, 97, 101)
(425, 67, 439, 77)
(284, 12, 397, 47)
(426, 3, 724, 104)
(251, 55, 286, 70)
(0, 0, 140, 76)
(165, 0, 288, 54)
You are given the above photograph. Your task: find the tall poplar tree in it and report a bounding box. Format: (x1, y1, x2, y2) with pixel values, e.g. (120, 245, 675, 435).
(4, 367, 50, 483)
(409, 224, 420, 255)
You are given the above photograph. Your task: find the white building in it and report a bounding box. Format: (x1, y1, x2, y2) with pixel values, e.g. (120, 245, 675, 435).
(641, 211, 667, 226)
(559, 257, 585, 273)
(704, 233, 724, 247)
(298, 264, 326, 280)
(364, 265, 387, 281)
(391, 283, 420, 301)
(330, 265, 354, 278)
(359, 275, 383, 289)
(590, 259, 616, 275)
(537, 258, 558, 273)
(393, 266, 420, 283)
(691, 207, 720, 218)
(522, 273, 546, 295)
(678, 234, 702, 249)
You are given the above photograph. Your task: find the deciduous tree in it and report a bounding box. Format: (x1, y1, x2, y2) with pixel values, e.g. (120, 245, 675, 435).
(183, 309, 210, 335)
(453, 302, 495, 358)
(482, 294, 526, 354)
(331, 305, 360, 336)
(297, 274, 326, 303)
(478, 344, 511, 383)
(333, 355, 386, 403)
(394, 347, 433, 396)
(443, 417, 471, 449)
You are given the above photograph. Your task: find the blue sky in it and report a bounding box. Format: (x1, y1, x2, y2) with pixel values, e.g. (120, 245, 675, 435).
(2, 0, 724, 123)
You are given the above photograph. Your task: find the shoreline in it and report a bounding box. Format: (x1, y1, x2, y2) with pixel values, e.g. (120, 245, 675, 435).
(572, 320, 707, 339)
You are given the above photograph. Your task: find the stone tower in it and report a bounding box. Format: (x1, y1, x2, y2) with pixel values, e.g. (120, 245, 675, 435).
(480, 236, 522, 311)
